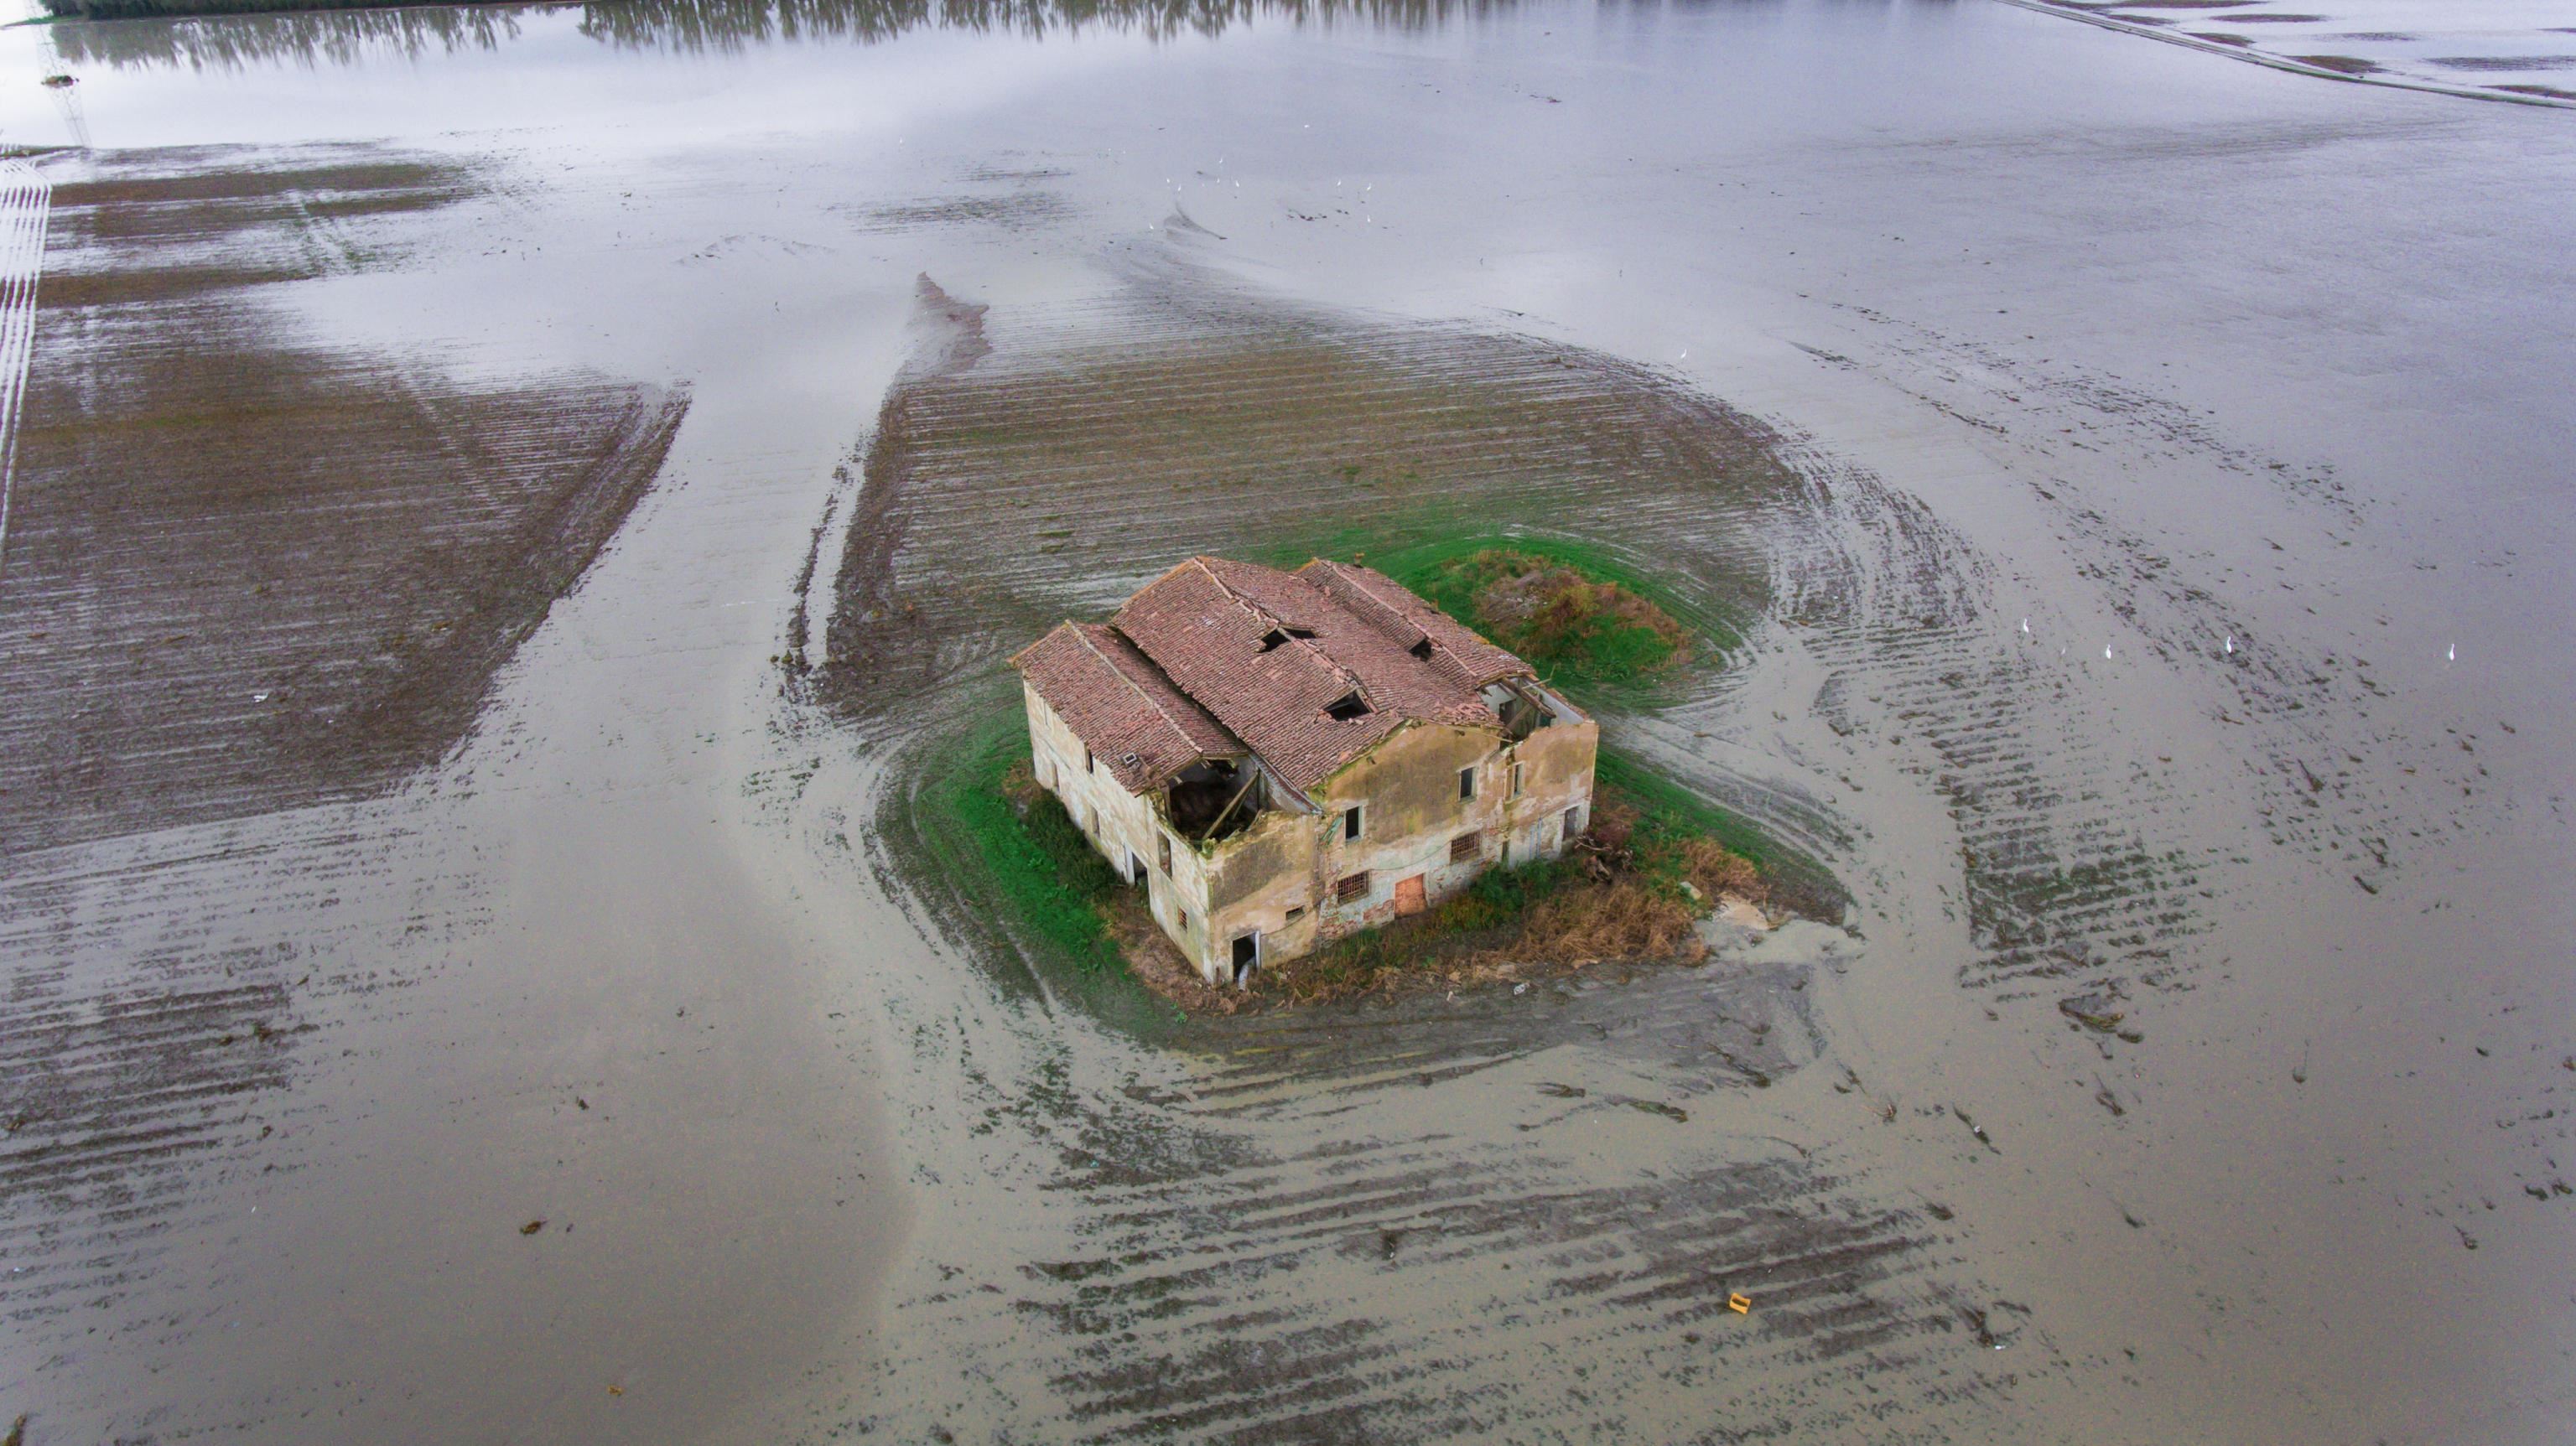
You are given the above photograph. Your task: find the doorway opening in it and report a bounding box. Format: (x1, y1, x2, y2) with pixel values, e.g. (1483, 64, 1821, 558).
(1230, 932, 1260, 987)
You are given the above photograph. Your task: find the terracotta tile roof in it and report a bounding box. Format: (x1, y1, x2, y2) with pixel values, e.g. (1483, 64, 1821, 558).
(1298, 559, 1529, 690)
(1009, 621, 1244, 793)
(1101, 557, 1538, 793)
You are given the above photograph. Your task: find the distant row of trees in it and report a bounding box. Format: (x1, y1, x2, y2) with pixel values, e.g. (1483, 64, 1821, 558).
(46, 0, 1502, 67)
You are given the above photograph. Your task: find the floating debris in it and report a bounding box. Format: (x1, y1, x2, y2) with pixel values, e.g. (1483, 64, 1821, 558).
(2059, 993, 2125, 1033)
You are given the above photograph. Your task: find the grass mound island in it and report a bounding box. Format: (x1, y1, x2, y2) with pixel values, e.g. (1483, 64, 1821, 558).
(1272, 532, 1729, 693)
(1409, 547, 1692, 687)
(917, 544, 1821, 1018)
(931, 724, 1789, 1015)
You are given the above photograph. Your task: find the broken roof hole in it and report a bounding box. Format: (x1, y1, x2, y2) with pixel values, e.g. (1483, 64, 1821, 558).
(1409, 637, 1435, 660)
(1326, 692, 1371, 721)
(1259, 625, 1319, 652)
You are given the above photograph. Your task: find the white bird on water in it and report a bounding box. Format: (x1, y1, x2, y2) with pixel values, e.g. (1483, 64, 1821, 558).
(2021, 617, 2030, 635)
(2225, 635, 2235, 655)
(2448, 642, 2456, 662)
(2104, 645, 2114, 660)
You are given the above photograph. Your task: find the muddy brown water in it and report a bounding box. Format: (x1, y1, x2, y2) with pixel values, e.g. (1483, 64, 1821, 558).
(2, 0, 2573, 1442)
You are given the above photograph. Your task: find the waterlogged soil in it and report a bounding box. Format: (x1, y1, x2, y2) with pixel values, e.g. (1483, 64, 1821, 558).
(818, 273, 2156, 1433)
(2016, 0, 2576, 101)
(0, 147, 688, 853)
(1, 3, 2572, 1444)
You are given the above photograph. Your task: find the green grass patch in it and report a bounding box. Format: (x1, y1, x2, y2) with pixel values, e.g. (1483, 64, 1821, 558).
(1249, 524, 1741, 694)
(1593, 749, 1776, 872)
(912, 709, 1124, 975)
(1404, 547, 1685, 688)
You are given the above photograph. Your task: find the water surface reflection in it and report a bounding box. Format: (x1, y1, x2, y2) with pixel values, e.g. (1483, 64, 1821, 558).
(52, 0, 1507, 68)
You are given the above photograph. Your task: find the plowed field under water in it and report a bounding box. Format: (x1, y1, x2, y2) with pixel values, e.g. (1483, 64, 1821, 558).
(1, 1, 2571, 1443)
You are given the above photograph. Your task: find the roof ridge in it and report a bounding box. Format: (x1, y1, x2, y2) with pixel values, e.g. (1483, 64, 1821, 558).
(1188, 557, 1370, 707)
(1072, 622, 1239, 767)
(1306, 556, 1535, 687)
(1186, 556, 1282, 630)
(1004, 621, 1072, 672)
(1312, 559, 1428, 645)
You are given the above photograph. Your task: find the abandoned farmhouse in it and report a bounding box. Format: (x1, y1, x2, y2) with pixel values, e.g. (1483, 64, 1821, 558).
(1010, 556, 1599, 987)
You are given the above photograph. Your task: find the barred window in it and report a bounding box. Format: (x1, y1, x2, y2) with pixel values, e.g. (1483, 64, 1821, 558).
(1335, 871, 1370, 904)
(1450, 832, 1481, 864)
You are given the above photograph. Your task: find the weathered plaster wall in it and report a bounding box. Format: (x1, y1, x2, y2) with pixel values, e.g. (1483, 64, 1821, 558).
(1201, 807, 1319, 979)
(1025, 687, 1216, 972)
(1309, 717, 1599, 943)
(1495, 718, 1599, 868)
(1025, 687, 1599, 987)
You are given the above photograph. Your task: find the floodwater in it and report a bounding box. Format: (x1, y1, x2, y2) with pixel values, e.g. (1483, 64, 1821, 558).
(2, 0, 2572, 1442)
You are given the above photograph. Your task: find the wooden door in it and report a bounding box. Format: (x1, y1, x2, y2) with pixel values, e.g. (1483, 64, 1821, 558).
(1394, 873, 1426, 916)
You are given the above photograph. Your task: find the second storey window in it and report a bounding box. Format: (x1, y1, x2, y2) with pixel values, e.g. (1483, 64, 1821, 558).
(1159, 834, 1174, 874)
(1509, 762, 1525, 798)
(1343, 805, 1363, 841)
(1458, 766, 1477, 801)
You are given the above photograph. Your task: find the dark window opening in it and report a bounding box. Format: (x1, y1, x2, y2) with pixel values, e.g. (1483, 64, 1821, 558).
(1335, 872, 1370, 904)
(1450, 832, 1481, 864)
(1326, 692, 1371, 722)
(1409, 637, 1435, 661)
(1083, 746, 1094, 773)
(1128, 851, 1145, 884)
(1565, 806, 1583, 837)
(1159, 834, 1174, 873)
(1285, 905, 1306, 923)
(1459, 765, 1477, 801)
(1343, 806, 1363, 841)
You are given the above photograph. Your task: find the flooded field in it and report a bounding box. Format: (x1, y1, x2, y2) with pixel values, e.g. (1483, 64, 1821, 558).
(2, 0, 2572, 1442)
